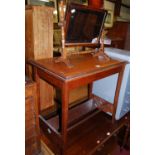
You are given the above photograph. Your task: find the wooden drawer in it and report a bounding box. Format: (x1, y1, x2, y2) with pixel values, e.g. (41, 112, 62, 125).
(39, 116, 62, 155)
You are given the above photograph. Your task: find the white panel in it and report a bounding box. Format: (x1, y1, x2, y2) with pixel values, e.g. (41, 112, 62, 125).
(92, 48, 130, 120)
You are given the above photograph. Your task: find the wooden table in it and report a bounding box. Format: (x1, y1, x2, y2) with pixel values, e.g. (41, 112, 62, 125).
(29, 53, 127, 155)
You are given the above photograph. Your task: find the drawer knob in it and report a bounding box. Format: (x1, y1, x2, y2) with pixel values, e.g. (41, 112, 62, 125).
(47, 128, 51, 134)
(97, 140, 100, 144)
(106, 132, 111, 136)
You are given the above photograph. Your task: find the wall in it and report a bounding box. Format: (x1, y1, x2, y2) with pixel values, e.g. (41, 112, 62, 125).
(104, 0, 130, 22)
(120, 6, 130, 21)
(104, 0, 115, 11)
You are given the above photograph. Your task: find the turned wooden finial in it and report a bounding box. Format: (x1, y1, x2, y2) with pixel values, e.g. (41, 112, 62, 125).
(59, 1, 67, 59)
(54, 1, 73, 67)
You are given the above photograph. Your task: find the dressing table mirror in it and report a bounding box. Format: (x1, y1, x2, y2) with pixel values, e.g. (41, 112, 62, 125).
(55, 1, 110, 67)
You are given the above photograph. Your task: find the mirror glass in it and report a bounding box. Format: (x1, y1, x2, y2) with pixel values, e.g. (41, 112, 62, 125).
(65, 3, 107, 47)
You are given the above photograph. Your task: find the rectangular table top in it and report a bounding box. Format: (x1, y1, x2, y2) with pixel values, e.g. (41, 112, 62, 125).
(29, 54, 125, 80)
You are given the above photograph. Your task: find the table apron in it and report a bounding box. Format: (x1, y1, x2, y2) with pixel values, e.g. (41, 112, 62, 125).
(37, 68, 64, 88)
(67, 65, 124, 90)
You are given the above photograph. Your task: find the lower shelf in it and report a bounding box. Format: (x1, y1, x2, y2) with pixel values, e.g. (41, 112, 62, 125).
(40, 109, 129, 155)
(42, 97, 113, 131)
(46, 99, 98, 130)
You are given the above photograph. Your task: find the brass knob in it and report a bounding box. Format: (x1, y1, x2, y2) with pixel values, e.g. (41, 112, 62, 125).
(47, 128, 51, 134)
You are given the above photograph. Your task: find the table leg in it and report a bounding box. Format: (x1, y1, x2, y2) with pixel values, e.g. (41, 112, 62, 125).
(123, 124, 130, 146)
(33, 68, 41, 151)
(112, 65, 125, 123)
(34, 67, 41, 114)
(61, 84, 69, 154)
(57, 100, 62, 132)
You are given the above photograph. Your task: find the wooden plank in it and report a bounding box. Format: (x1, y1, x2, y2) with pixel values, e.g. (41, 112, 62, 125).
(25, 81, 41, 155)
(32, 6, 53, 59)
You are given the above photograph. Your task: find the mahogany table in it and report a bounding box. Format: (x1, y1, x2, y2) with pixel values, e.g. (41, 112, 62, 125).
(29, 54, 127, 155)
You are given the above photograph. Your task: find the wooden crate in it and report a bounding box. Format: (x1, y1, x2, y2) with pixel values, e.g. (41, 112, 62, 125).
(25, 5, 53, 60)
(25, 5, 54, 110)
